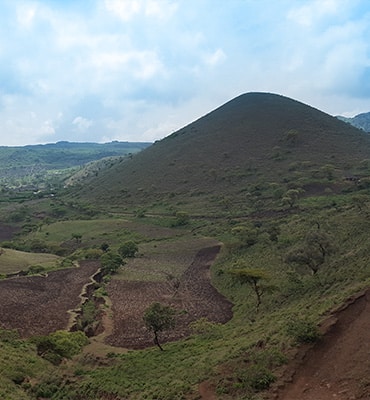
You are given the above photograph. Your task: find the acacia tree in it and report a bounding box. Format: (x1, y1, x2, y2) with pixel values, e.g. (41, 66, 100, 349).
(228, 268, 270, 312)
(282, 189, 304, 208)
(285, 229, 334, 274)
(143, 302, 176, 351)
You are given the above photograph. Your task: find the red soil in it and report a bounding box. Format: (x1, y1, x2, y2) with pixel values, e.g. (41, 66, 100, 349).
(274, 289, 370, 400)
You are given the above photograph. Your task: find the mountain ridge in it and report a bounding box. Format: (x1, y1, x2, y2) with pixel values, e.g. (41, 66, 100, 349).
(337, 111, 370, 132)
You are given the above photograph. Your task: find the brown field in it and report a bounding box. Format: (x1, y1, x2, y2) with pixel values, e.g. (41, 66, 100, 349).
(0, 233, 233, 350)
(0, 261, 100, 337)
(106, 245, 233, 348)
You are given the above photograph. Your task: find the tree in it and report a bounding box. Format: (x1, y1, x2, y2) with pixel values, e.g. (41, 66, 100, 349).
(100, 252, 123, 275)
(143, 302, 176, 351)
(282, 189, 304, 208)
(118, 241, 138, 258)
(229, 268, 270, 311)
(285, 229, 334, 274)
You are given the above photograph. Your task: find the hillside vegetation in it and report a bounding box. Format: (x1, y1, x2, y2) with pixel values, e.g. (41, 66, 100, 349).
(0, 92, 370, 399)
(70, 93, 370, 215)
(0, 140, 150, 190)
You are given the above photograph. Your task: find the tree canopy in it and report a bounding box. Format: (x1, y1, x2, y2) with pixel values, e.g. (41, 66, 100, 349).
(143, 302, 176, 350)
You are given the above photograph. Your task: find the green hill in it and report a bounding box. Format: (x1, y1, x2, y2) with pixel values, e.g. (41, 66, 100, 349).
(0, 140, 151, 189)
(71, 92, 370, 214)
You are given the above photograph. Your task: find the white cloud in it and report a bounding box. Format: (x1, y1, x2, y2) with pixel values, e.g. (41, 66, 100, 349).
(72, 116, 93, 132)
(287, 0, 339, 27)
(203, 48, 226, 67)
(105, 0, 141, 21)
(0, 0, 370, 146)
(16, 3, 37, 28)
(104, 0, 177, 21)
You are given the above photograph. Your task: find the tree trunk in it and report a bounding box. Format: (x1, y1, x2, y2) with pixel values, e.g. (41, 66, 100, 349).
(154, 331, 163, 351)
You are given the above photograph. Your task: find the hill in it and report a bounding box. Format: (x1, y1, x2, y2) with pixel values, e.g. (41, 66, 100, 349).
(71, 92, 370, 214)
(337, 112, 370, 132)
(0, 140, 151, 189)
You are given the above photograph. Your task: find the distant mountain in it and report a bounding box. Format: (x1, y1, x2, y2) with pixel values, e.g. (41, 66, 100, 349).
(71, 92, 370, 214)
(337, 112, 370, 132)
(0, 141, 151, 188)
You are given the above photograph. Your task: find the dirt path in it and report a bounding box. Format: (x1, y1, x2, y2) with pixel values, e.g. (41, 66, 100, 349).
(276, 289, 370, 400)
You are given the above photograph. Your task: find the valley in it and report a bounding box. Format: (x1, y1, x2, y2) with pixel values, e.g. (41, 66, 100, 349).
(0, 92, 369, 399)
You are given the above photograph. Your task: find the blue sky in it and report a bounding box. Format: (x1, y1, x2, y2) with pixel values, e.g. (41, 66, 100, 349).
(0, 0, 370, 146)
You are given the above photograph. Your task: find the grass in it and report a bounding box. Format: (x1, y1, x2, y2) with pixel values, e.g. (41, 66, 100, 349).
(0, 331, 52, 400)
(11, 195, 366, 399)
(116, 236, 219, 282)
(0, 248, 60, 274)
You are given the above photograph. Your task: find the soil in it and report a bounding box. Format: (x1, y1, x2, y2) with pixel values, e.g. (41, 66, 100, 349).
(105, 245, 233, 348)
(272, 289, 370, 400)
(0, 261, 100, 337)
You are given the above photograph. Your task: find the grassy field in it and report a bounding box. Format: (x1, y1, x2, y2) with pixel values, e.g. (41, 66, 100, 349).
(0, 248, 60, 274)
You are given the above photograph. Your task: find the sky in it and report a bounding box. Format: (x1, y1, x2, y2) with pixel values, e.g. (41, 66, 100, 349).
(1, 0, 370, 146)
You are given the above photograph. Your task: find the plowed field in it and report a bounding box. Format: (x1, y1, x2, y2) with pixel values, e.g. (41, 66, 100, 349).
(0, 261, 100, 337)
(106, 245, 233, 348)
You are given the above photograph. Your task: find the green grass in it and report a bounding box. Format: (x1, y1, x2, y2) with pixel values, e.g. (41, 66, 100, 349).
(0, 248, 60, 274)
(0, 331, 52, 400)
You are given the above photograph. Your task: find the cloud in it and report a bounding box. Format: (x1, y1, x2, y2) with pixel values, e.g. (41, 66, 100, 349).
(287, 0, 348, 28)
(203, 48, 226, 67)
(0, 0, 370, 146)
(72, 116, 93, 132)
(104, 0, 177, 21)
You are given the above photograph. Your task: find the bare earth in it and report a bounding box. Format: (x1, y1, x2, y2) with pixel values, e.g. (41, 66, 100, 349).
(106, 245, 233, 348)
(0, 260, 100, 337)
(274, 289, 370, 400)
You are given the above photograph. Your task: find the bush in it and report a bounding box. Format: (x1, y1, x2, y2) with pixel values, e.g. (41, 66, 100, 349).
(172, 211, 190, 226)
(118, 241, 138, 258)
(246, 364, 276, 391)
(27, 265, 46, 275)
(286, 317, 321, 344)
(33, 330, 89, 365)
(100, 252, 123, 275)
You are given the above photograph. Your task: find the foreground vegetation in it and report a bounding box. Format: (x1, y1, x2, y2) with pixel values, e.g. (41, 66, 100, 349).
(1, 183, 370, 399)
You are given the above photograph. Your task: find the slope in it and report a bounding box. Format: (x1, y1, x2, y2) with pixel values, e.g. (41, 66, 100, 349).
(338, 112, 370, 132)
(72, 92, 370, 212)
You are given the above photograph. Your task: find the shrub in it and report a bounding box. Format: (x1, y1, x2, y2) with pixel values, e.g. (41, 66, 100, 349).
(172, 211, 190, 226)
(118, 241, 138, 258)
(27, 265, 46, 275)
(100, 252, 123, 275)
(33, 330, 89, 365)
(286, 317, 321, 344)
